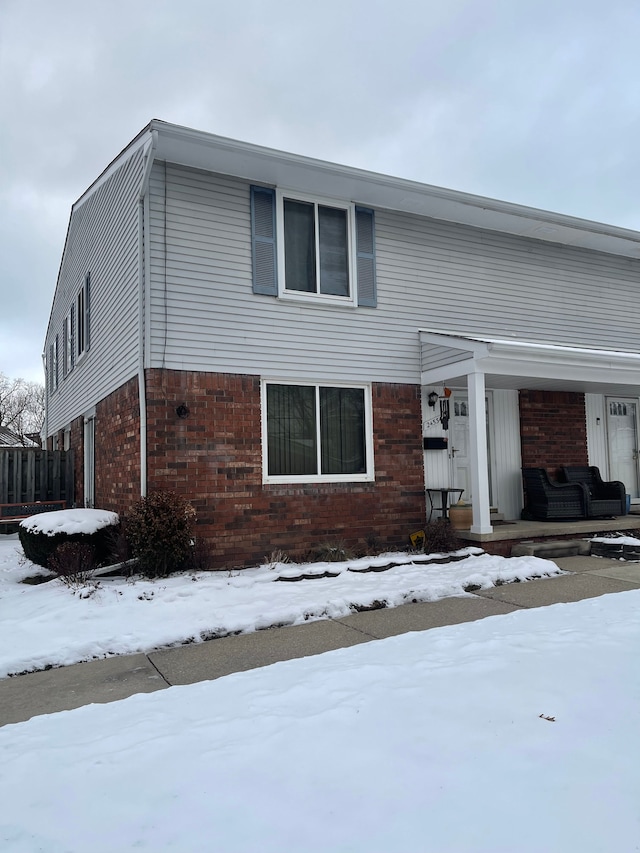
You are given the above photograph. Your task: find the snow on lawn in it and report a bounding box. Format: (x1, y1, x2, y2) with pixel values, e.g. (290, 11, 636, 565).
(2, 590, 639, 853)
(0, 535, 562, 678)
(591, 534, 640, 545)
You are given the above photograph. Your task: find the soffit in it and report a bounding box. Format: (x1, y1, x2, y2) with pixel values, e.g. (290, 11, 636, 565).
(151, 121, 640, 260)
(419, 331, 640, 395)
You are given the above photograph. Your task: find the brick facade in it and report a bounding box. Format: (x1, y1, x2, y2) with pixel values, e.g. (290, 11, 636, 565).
(519, 390, 588, 477)
(144, 369, 426, 567)
(70, 415, 84, 505)
(63, 375, 595, 568)
(94, 376, 141, 513)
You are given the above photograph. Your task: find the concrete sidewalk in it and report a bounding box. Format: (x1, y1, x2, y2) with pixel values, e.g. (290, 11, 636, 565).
(2, 555, 640, 727)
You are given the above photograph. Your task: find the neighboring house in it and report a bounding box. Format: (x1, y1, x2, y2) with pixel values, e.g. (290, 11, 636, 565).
(0, 426, 39, 448)
(43, 120, 640, 567)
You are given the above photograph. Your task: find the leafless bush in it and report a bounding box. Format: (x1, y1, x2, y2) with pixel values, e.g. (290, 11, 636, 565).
(48, 541, 96, 589)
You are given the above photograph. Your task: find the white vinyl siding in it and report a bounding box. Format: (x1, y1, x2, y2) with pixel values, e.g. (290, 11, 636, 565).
(148, 163, 640, 386)
(422, 387, 522, 520)
(44, 146, 145, 434)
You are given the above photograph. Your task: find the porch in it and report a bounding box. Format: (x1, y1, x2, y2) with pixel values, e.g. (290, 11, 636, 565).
(454, 511, 640, 557)
(420, 330, 640, 536)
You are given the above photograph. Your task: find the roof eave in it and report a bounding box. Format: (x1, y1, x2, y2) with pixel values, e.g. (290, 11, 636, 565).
(150, 120, 640, 259)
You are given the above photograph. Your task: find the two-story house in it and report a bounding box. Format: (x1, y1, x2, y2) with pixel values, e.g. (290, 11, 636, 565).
(44, 120, 640, 567)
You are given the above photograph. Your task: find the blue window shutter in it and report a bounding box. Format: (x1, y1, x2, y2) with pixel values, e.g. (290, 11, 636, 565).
(355, 207, 376, 307)
(251, 186, 278, 296)
(70, 304, 75, 370)
(85, 273, 91, 351)
(62, 322, 68, 379)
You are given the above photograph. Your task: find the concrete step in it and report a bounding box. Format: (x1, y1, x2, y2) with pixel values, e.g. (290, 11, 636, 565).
(511, 539, 591, 559)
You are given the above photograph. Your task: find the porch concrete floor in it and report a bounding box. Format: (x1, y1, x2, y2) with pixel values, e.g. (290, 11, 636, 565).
(456, 513, 640, 545)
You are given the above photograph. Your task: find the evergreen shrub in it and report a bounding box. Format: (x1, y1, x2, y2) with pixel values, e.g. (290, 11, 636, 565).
(19, 515, 119, 570)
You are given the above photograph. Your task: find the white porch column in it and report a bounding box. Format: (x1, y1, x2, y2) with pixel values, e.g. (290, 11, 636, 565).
(467, 370, 493, 534)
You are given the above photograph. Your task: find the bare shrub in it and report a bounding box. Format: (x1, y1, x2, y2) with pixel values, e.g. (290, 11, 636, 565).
(423, 521, 462, 555)
(312, 540, 355, 562)
(263, 549, 290, 570)
(48, 541, 96, 589)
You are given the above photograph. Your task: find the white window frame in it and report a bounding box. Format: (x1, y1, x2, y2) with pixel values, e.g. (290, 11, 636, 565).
(275, 189, 358, 306)
(261, 379, 374, 484)
(63, 312, 73, 377)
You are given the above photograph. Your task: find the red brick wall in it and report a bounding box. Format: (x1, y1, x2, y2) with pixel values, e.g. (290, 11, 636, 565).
(70, 415, 84, 505)
(94, 376, 141, 513)
(519, 390, 588, 477)
(145, 369, 426, 568)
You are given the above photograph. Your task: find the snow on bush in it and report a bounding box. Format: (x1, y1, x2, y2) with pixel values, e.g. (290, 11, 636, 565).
(20, 509, 119, 536)
(18, 509, 120, 570)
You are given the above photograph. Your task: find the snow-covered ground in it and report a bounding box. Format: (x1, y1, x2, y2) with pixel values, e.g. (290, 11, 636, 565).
(0, 534, 562, 678)
(2, 586, 639, 852)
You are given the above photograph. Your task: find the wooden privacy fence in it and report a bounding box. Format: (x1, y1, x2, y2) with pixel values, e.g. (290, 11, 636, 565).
(0, 449, 74, 507)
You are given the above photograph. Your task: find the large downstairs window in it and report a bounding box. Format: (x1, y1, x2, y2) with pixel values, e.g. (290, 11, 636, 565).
(263, 382, 373, 483)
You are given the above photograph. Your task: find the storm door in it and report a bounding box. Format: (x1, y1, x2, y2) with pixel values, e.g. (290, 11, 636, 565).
(449, 394, 494, 504)
(606, 398, 640, 500)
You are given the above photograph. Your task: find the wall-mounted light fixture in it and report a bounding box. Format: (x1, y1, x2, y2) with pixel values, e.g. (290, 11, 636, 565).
(176, 404, 190, 419)
(427, 391, 439, 408)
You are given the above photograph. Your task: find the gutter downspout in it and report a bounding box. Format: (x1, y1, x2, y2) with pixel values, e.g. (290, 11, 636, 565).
(137, 130, 157, 498)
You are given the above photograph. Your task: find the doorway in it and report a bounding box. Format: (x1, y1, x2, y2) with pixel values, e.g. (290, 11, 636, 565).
(449, 393, 495, 504)
(606, 398, 640, 500)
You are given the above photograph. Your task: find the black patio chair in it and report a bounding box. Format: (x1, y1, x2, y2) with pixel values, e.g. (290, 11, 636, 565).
(559, 466, 626, 517)
(521, 468, 588, 520)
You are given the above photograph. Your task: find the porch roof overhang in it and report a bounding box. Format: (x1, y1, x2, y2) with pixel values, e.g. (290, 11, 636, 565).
(419, 331, 640, 395)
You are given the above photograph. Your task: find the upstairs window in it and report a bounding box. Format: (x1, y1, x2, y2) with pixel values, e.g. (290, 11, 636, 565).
(77, 273, 90, 358)
(48, 338, 59, 394)
(282, 198, 351, 298)
(251, 186, 376, 307)
(263, 381, 373, 483)
(54, 335, 59, 391)
(62, 305, 75, 378)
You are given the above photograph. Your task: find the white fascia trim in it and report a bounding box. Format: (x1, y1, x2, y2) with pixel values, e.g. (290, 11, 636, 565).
(419, 329, 640, 362)
(74, 127, 154, 212)
(151, 120, 640, 258)
(419, 331, 640, 386)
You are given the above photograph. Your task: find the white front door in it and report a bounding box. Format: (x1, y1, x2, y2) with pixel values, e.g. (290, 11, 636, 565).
(606, 398, 640, 499)
(450, 394, 494, 503)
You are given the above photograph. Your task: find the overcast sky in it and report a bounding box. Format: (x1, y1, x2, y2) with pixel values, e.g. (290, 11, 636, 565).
(1, 0, 639, 383)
